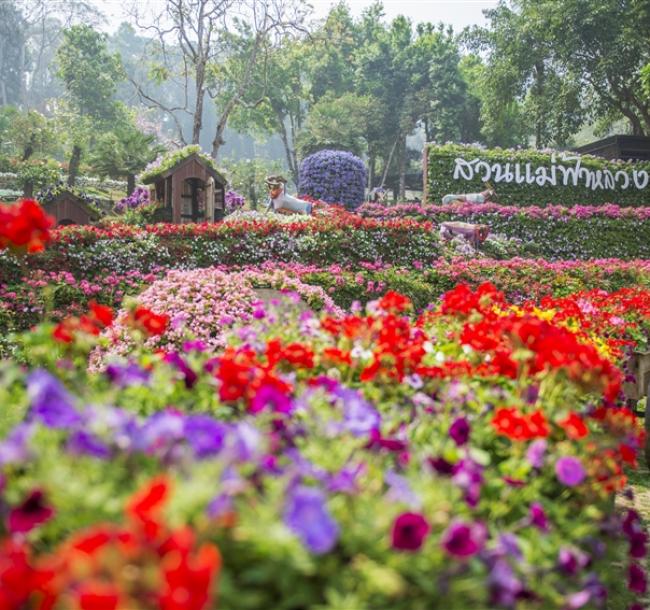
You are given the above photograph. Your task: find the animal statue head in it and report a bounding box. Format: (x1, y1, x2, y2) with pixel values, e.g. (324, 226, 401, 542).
(265, 175, 288, 200)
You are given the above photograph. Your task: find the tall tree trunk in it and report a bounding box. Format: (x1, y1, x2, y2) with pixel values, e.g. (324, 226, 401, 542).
(127, 173, 136, 196)
(398, 134, 407, 201)
(22, 136, 35, 162)
(23, 181, 34, 198)
(67, 145, 81, 187)
(192, 63, 206, 145)
(368, 153, 375, 191)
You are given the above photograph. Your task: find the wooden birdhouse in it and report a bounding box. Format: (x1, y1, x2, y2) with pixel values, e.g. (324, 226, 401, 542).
(141, 151, 227, 224)
(41, 190, 100, 227)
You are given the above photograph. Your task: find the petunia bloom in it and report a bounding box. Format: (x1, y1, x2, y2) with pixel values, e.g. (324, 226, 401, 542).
(391, 512, 430, 551)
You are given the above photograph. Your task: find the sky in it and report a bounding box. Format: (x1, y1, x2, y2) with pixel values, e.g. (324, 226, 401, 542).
(92, 0, 498, 32)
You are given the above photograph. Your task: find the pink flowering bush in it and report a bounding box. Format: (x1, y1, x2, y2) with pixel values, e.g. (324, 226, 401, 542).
(90, 267, 342, 367)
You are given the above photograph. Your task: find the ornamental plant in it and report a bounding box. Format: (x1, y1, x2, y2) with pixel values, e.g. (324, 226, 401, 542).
(0, 285, 648, 609)
(299, 149, 367, 209)
(224, 190, 245, 215)
(0, 199, 53, 254)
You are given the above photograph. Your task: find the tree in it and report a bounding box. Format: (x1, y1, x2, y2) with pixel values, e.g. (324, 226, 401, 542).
(0, 1, 26, 107)
(296, 94, 379, 158)
(56, 24, 124, 185)
(130, 0, 307, 157)
(90, 113, 165, 195)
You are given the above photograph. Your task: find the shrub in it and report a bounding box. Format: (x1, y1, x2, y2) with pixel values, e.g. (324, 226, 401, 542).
(425, 143, 650, 206)
(299, 149, 367, 209)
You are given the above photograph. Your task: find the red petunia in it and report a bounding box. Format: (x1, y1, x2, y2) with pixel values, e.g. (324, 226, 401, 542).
(560, 412, 589, 440)
(0, 199, 54, 254)
(132, 306, 170, 335)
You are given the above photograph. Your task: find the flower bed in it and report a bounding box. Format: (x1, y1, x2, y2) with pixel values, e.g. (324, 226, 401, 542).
(358, 202, 650, 260)
(4, 259, 650, 346)
(0, 284, 648, 608)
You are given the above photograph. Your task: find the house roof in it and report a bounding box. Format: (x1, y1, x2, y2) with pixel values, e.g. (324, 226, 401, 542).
(143, 152, 227, 185)
(42, 190, 101, 219)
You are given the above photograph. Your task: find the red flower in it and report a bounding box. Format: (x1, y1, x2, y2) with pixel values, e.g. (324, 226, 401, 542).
(88, 302, 114, 327)
(492, 407, 549, 441)
(132, 306, 169, 335)
(126, 475, 170, 541)
(0, 199, 53, 254)
(560, 412, 589, 440)
(77, 583, 121, 610)
(378, 291, 412, 313)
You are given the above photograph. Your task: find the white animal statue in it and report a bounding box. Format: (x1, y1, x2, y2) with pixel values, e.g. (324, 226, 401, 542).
(441, 186, 495, 205)
(265, 176, 313, 215)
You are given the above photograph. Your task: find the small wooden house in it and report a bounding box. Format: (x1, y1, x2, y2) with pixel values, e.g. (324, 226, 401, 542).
(142, 152, 227, 223)
(42, 190, 100, 227)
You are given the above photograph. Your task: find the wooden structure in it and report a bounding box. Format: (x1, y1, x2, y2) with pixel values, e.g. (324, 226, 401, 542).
(573, 135, 650, 161)
(42, 190, 100, 227)
(142, 153, 227, 223)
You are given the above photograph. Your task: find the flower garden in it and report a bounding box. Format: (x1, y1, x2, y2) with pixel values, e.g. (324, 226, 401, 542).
(1, 190, 650, 610)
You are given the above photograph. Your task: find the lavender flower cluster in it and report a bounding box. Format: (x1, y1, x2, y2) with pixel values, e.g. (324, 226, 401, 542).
(299, 149, 367, 209)
(115, 187, 150, 213)
(225, 190, 245, 215)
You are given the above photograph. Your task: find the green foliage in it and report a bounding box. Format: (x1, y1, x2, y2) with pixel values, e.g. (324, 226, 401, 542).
(426, 143, 650, 206)
(90, 112, 164, 192)
(296, 94, 380, 157)
(139, 145, 223, 184)
(15, 159, 63, 193)
(56, 25, 125, 123)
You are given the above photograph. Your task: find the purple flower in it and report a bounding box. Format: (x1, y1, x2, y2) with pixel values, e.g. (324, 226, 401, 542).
(488, 558, 523, 606)
(67, 430, 111, 459)
(555, 456, 586, 486)
(184, 415, 227, 458)
(163, 352, 198, 389)
(449, 416, 470, 446)
(137, 410, 184, 454)
(284, 486, 339, 554)
(207, 493, 233, 518)
(27, 370, 82, 429)
(336, 388, 380, 437)
(106, 362, 150, 388)
(428, 456, 456, 475)
(0, 423, 34, 465)
(529, 502, 549, 532)
(441, 520, 487, 558)
(452, 458, 483, 507)
(385, 470, 419, 507)
(327, 463, 365, 494)
(183, 340, 207, 353)
(526, 439, 547, 469)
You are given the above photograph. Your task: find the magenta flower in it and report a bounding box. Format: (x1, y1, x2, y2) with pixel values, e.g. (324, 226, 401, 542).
(628, 563, 647, 594)
(529, 502, 549, 532)
(441, 520, 487, 558)
(391, 512, 430, 551)
(555, 456, 586, 486)
(449, 416, 470, 446)
(8, 489, 54, 534)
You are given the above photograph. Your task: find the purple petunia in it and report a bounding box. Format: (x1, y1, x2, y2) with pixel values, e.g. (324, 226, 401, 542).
(336, 387, 380, 437)
(555, 456, 586, 487)
(284, 486, 339, 554)
(184, 415, 228, 458)
(26, 370, 82, 429)
(106, 362, 151, 388)
(529, 502, 549, 532)
(526, 439, 547, 469)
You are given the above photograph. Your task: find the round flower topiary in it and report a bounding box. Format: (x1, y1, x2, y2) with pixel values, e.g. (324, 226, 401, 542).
(299, 150, 367, 209)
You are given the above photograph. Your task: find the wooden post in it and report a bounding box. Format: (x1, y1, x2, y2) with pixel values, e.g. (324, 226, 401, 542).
(645, 379, 650, 467)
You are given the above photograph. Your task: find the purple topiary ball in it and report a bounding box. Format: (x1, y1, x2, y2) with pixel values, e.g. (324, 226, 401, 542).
(298, 149, 367, 209)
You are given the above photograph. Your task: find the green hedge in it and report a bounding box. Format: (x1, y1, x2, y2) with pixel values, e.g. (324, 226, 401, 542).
(425, 143, 650, 206)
